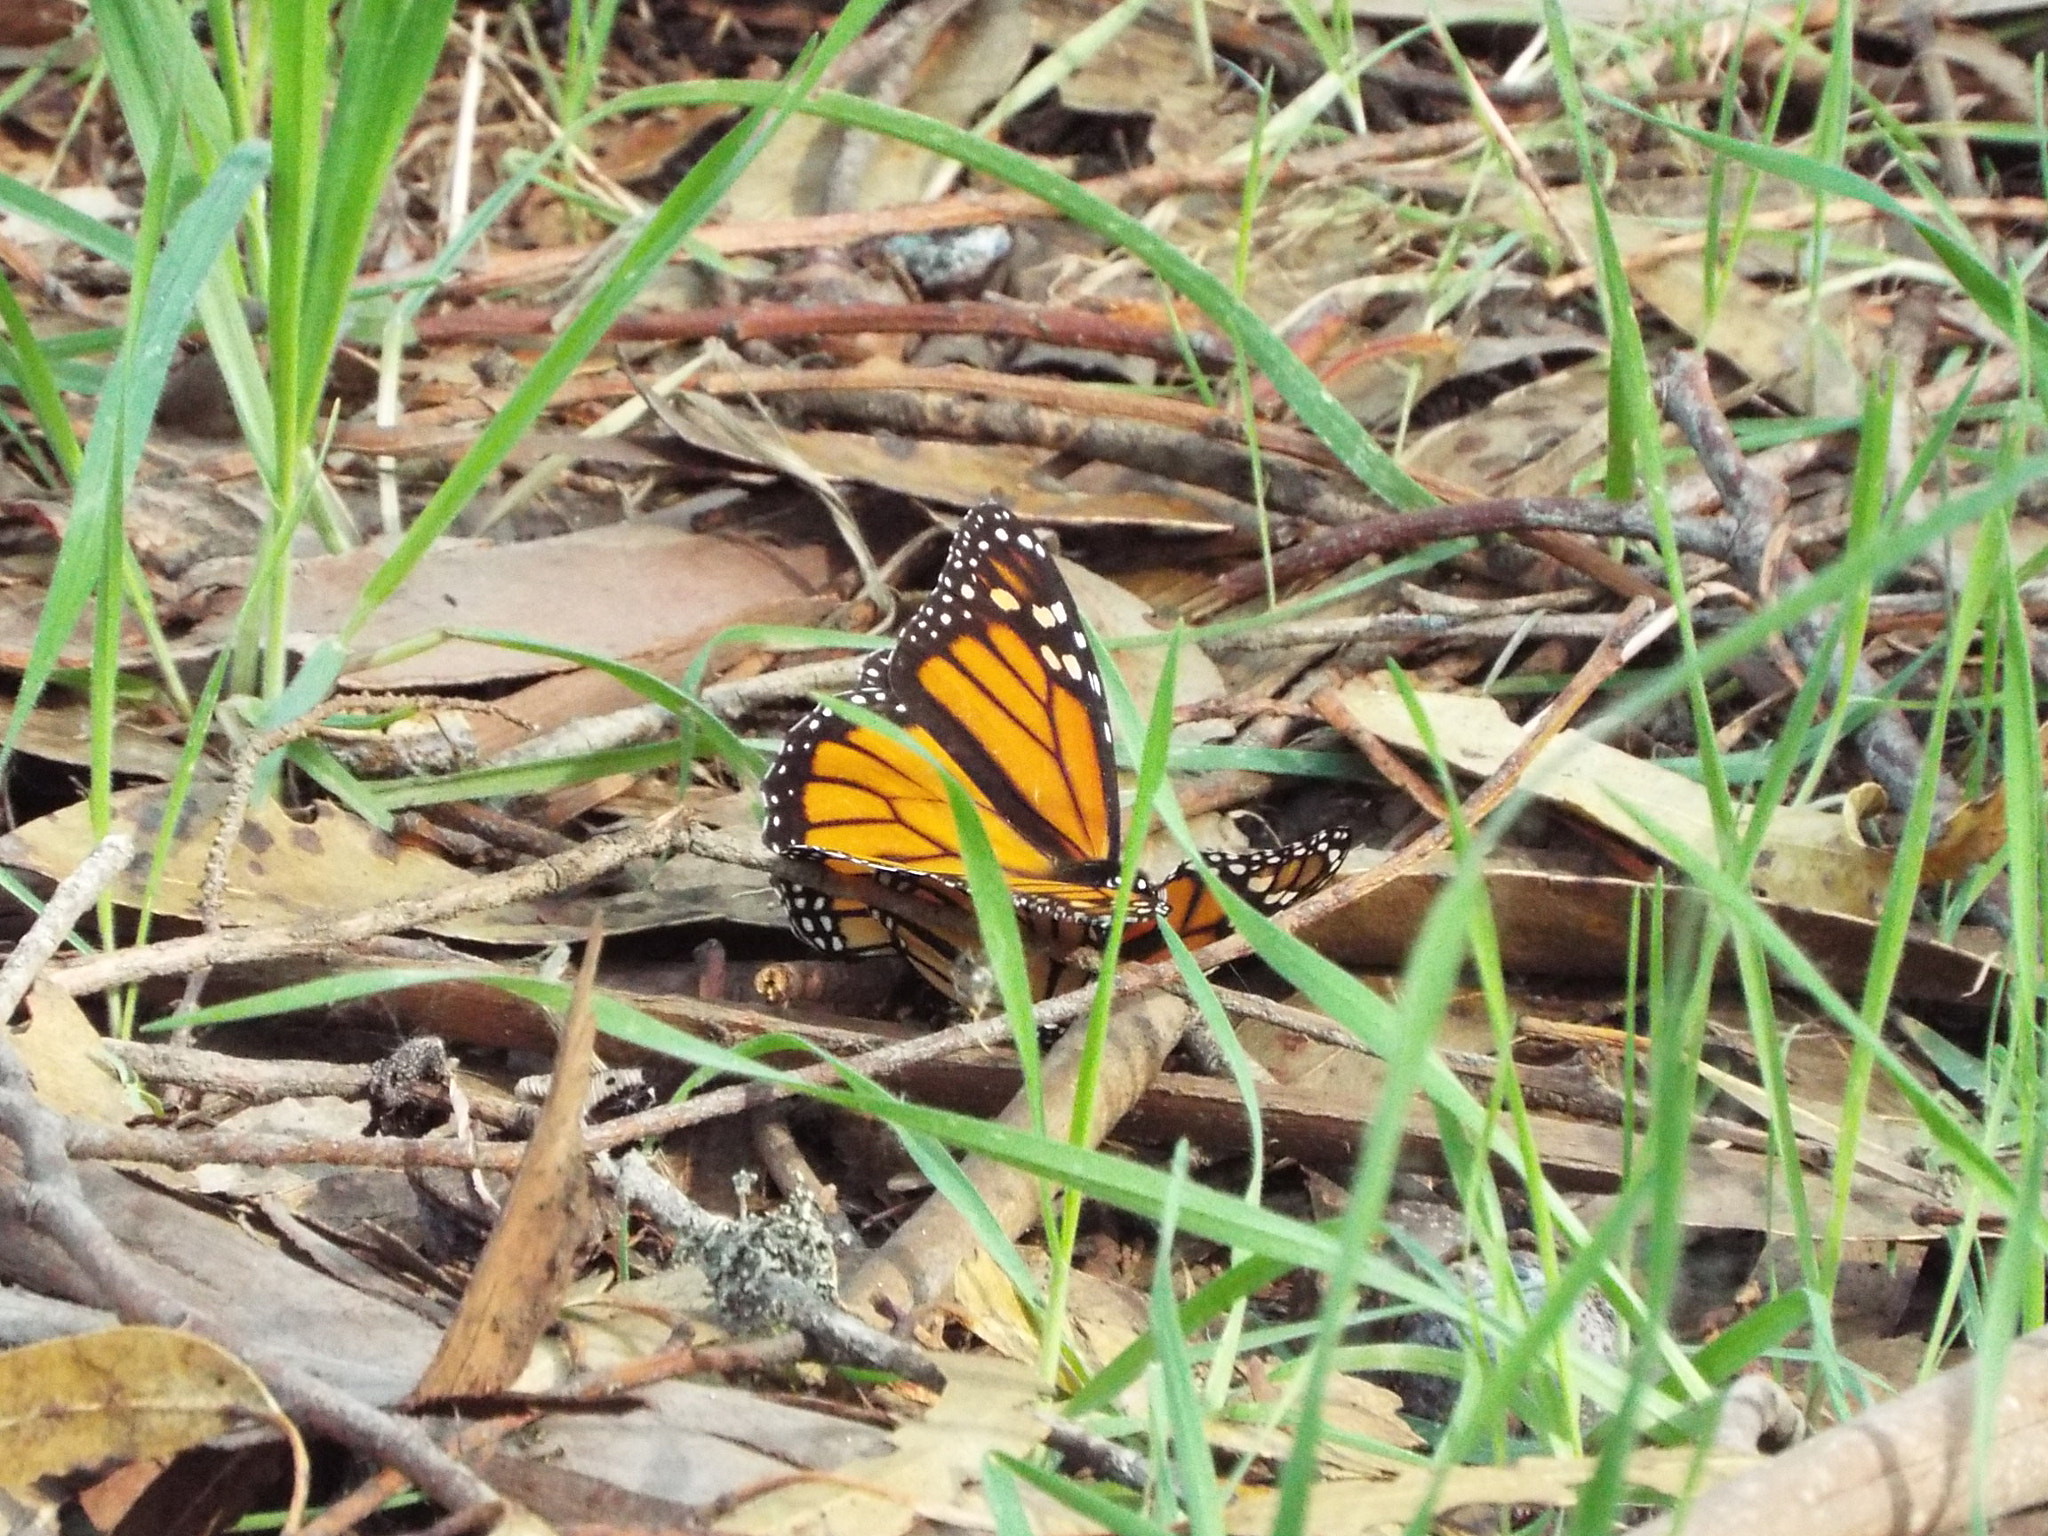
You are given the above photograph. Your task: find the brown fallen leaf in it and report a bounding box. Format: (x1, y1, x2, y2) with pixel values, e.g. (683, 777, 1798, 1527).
(1923, 783, 2010, 886)
(408, 927, 605, 1405)
(185, 520, 834, 690)
(1301, 857, 2001, 1009)
(0, 782, 474, 928)
(0, 1326, 306, 1524)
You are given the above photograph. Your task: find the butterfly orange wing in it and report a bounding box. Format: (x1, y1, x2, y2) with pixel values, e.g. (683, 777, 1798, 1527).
(762, 503, 1144, 928)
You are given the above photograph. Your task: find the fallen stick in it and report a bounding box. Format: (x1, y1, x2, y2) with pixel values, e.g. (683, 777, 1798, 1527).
(1633, 1329, 2048, 1536)
(0, 837, 498, 1517)
(840, 991, 1191, 1320)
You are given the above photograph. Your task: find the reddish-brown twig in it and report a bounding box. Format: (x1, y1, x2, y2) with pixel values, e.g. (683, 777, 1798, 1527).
(414, 299, 1236, 369)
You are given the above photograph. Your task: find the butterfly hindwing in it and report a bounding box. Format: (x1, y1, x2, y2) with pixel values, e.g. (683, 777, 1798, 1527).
(1125, 827, 1353, 962)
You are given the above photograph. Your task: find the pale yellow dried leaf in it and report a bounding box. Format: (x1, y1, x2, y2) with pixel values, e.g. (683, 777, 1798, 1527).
(1224, 1447, 1762, 1535)
(714, 1352, 1068, 1536)
(0, 1327, 292, 1498)
(1332, 685, 1894, 919)
(18, 983, 134, 1126)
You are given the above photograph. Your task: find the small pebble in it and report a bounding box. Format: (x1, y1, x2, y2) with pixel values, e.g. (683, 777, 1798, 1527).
(885, 225, 1015, 298)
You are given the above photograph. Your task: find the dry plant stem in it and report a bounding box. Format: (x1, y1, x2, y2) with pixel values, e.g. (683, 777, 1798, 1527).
(757, 382, 1372, 531)
(1633, 1325, 2048, 1536)
(0, 840, 496, 1516)
(840, 991, 1194, 1319)
(296, 1414, 532, 1536)
(1323, 702, 1453, 820)
(104, 1041, 373, 1104)
(47, 812, 698, 998)
(1211, 494, 1731, 605)
(689, 362, 1348, 478)
(404, 1503, 505, 1536)
(422, 121, 1488, 295)
(0, 833, 133, 1024)
(487, 655, 867, 770)
(564, 1330, 807, 1398)
(752, 1109, 863, 1252)
(1656, 353, 1962, 825)
(199, 693, 522, 930)
(1210, 610, 1649, 654)
(413, 299, 1237, 369)
(1906, 10, 1984, 202)
(66, 1007, 1026, 1173)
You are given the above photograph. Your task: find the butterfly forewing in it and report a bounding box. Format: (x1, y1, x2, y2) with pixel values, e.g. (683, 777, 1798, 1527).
(888, 503, 1123, 893)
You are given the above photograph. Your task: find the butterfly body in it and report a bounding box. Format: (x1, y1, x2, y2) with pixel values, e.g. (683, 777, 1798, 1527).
(760, 501, 1347, 1001)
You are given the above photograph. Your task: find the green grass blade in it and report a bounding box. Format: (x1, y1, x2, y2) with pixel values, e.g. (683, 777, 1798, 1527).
(447, 627, 763, 779)
(2, 139, 270, 767)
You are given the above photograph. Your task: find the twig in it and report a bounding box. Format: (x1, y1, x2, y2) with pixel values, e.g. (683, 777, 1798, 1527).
(1205, 609, 1669, 654)
(104, 1041, 377, 1105)
(1210, 494, 1732, 607)
(1656, 352, 1966, 829)
(46, 812, 698, 998)
(0, 833, 133, 1025)
(412, 120, 1489, 296)
(1631, 1326, 2048, 1536)
(840, 991, 1192, 1319)
(0, 838, 497, 1517)
(412, 299, 1237, 369)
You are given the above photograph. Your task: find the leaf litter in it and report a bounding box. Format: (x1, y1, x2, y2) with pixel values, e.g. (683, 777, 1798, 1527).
(0, 0, 2044, 1530)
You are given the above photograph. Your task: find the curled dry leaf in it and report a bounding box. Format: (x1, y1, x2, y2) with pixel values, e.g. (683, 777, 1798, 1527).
(0, 1326, 306, 1515)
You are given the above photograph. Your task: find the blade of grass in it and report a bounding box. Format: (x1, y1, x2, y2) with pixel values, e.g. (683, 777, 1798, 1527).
(1, 139, 269, 771)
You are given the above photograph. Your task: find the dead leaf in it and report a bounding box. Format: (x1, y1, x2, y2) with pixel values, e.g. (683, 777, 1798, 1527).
(1302, 856, 1999, 1009)
(1230, 1019, 1939, 1241)
(0, 1327, 304, 1517)
(1331, 684, 1896, 919)
(1224, 1447, 1762, 1535)
(1924, 784, 2009, 885)
(714, 1352, 1060, 1536)
(0, 696, 199, 780)
(184, 520, 833, 690)
(16, 983, 134, 1127)
(724, 0, 1029, 222)
(0, 782, 474, 927)
(1546, 179, 1867, 416)
(1404, 356, 1614, 499)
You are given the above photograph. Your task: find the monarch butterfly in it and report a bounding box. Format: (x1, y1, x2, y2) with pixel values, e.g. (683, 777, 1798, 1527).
(760, 500, 1348, 1000)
